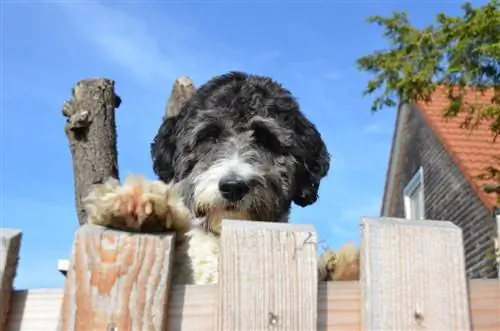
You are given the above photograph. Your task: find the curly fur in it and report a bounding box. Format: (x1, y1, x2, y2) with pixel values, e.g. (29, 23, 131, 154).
(317, 242, 360, 281)
(83, 175, 191, 233)
(151, 71, 330, 227)
(86, 71, 341, 285)
(85, 175, 219, 284)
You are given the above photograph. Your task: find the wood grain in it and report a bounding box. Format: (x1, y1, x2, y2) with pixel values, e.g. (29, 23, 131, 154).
(360, 216, 472, 330)
(8, 280, 499, 330)
(0, 228, 22, 331)
(215, 220, 318, 331)
(468, 279, 500, 331)
(57, 224, 175, 331)
(62, 78, 121, 225)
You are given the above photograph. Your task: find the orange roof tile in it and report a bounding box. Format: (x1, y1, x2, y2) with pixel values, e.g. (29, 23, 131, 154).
(416, 85, 500, 209)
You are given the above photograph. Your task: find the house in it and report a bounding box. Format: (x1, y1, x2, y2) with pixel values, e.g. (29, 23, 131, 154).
(380, 85, 500, 279)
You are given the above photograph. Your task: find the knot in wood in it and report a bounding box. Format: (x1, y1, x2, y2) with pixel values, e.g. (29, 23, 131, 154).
(107, 322, 117, 331)
(414, 311, 424, 325)
(268, 312, 278, 326)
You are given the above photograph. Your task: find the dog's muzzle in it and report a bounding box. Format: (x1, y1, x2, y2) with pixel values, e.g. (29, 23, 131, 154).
(218, 174, 250, 202)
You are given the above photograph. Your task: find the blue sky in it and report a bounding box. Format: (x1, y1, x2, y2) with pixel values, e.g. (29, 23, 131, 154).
(1, 0, 483, 289)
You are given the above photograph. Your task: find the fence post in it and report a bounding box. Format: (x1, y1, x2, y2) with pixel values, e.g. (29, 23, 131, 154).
(57, 224, 175, 331)
(360, 216, 472, 330)
(215, 220, 318, 331)
(0, 228, 22, 330)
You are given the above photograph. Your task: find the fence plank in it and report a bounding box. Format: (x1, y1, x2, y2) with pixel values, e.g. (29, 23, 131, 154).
(360, 217, 472, 330)
(0, 228, 22, 331)
(6, 280, 500, 331)
(57, 224, 175, 331)
(215, 220, 318, 331)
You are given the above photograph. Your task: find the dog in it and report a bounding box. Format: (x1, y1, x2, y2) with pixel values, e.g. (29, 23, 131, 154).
(84, 71, 334, 284)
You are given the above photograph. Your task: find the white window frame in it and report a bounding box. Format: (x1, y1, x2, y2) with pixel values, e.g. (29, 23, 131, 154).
(403, 167, 425, 220)
(495, 213, 500, 278)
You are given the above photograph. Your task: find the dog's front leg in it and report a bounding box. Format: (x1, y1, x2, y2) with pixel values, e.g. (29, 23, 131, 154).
(83, 174, 192, 233)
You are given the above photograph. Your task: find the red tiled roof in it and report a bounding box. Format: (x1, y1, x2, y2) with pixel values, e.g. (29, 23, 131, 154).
(415, 86, 500, 209)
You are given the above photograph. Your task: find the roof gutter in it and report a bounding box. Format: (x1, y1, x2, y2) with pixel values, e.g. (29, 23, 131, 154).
(494, 208, 500, 278)
(380, 103, 410, 216)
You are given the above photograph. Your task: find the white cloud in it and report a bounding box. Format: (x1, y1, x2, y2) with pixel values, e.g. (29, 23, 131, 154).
(57, 1, 344, 118)
(57, 2, 180, 84)
(55, 1, 265, 90)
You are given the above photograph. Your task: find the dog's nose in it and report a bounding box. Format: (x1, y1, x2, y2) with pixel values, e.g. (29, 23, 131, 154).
(219, 176, 250, 201)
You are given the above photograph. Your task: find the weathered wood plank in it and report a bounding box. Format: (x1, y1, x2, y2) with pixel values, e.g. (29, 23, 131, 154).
(360, 216, 472, 330)
(57, 224, 175, 331)
(215, 220, 318, 331)
(6, 279, 500, 331)
(8, 280, 500, 331)
(0, 228, 22, 331)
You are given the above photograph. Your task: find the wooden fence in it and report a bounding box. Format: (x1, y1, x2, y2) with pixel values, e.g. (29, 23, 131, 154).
(1, 217, 499, 330)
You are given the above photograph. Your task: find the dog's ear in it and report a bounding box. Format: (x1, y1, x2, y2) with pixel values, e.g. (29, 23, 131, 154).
(151, 115, 179, 182)
(292, 120, 330, 207)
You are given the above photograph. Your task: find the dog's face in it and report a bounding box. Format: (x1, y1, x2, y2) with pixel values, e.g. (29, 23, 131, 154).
(151, 72, 330, 226)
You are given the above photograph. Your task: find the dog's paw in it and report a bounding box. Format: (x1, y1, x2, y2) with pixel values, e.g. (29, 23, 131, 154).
(83, 174, 192, 233)
(318, 242, 360, 281)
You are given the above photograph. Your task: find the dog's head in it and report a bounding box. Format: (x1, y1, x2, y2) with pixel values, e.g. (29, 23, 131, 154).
(151, 71, 330, 226)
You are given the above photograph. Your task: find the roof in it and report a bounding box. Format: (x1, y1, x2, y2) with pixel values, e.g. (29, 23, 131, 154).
(415, 85, 500, 209)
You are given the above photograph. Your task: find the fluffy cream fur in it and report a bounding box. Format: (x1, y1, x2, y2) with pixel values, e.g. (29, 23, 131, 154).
(83, 174, 360, 284)
(317, 242, 360, 281)
(84, 174, 220, 285)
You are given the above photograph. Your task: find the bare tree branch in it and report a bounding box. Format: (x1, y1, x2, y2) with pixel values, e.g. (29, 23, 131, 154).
(164, 76, 196, 119)
(63, 78, 121, 225)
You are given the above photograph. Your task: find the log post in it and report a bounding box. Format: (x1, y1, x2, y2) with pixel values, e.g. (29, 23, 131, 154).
(58, 225, 175, 331)
(360, 216, 472, 330)
(215, 220, 318, 331)
(63, 78, 121, 225)
(0, 228, 22, 330)
(164, 76, 196, 119)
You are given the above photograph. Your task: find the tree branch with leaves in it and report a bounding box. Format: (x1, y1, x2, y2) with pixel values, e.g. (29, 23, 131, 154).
(356, 0, 500, 202)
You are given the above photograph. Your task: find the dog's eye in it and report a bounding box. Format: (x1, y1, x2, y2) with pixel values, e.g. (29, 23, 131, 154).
(197, 125, 222, 144)
(253, 126, 281, 153)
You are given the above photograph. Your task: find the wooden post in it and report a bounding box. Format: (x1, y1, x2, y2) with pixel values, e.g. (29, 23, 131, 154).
(63, 78, 121, 225)
(360, 216, 472, 330)
(215, 220, 318, 331)
(0, 228, 22, 330)
(58, 224, 175, 331)
(164, 76, 196, 119)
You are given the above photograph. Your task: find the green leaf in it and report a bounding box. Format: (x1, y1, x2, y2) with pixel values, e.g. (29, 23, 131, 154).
(356, 0, 500, 205)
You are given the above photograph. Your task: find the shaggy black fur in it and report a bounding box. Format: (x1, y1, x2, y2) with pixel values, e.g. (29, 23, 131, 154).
(151, 71, 330, 212)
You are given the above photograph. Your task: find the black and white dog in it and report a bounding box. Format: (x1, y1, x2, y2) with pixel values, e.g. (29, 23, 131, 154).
(84, 71, 331, 284)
